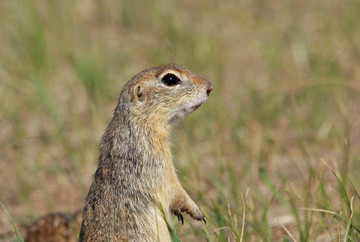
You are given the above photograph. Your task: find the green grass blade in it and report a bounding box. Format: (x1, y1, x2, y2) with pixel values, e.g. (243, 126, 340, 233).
(201, 222, 214, 242)
(0, 190, 24, 242)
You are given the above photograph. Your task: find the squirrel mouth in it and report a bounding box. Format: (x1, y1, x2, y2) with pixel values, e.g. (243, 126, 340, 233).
(192, 103, 202, 111)
(187, 102, 204, 114)
(169, 99, 206, 123)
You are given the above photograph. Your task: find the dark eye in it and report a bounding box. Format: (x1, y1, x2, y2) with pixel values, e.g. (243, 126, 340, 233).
(161, 74, 181, 86)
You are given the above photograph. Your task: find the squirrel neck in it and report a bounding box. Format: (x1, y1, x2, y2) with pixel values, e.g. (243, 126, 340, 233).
(98, 105, 173, 182)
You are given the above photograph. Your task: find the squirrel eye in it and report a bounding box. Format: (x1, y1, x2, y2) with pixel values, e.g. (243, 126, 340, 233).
(161, 74, 182, 86)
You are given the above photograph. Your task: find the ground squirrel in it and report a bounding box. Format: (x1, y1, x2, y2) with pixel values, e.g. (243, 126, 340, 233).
(79, 64, 213, 241)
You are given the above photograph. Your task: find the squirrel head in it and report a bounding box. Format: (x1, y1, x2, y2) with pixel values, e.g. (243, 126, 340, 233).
(118, 64, 213, 129)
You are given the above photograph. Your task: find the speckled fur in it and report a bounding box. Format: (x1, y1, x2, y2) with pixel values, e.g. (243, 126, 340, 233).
(25, 210, 82, 242)
(79, 64, 212, 241)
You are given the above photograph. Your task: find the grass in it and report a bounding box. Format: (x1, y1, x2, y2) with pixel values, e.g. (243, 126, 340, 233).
(0, 192, 23, 241)
(1, 0, 360, 240)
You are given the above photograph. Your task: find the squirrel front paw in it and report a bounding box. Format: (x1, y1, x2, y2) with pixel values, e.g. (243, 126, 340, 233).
(192, 213, 206, 224)
(182, 205, 206, 224)
(172, 209, 184, 225)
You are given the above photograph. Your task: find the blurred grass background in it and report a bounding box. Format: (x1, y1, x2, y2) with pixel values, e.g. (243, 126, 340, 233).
(1, 0, 360, 240)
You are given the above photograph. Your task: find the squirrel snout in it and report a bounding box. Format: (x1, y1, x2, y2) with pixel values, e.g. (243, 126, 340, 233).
(206, 82, 213, 96)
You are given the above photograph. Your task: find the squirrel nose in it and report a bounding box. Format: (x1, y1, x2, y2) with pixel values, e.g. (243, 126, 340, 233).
(206, 82, 213, 96)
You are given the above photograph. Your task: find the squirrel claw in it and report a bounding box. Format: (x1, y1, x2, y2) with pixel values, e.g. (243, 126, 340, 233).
(173, 210, 184, 225)
(202, 216, 207, 224)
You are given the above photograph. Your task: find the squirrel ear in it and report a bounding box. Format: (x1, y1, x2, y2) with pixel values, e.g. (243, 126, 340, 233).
(135, 85, 146, 102)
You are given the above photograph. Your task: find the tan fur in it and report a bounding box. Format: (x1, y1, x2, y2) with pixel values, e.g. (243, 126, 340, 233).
(25, 210, 82, 242)
(79, 64, 213, 241)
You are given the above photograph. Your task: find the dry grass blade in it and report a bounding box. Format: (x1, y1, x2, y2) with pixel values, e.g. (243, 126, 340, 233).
(297, 207, 338, 216)
(278, 218, 298, 242)
(344, 196, 354, 242)
(240, 191, 247, 242)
